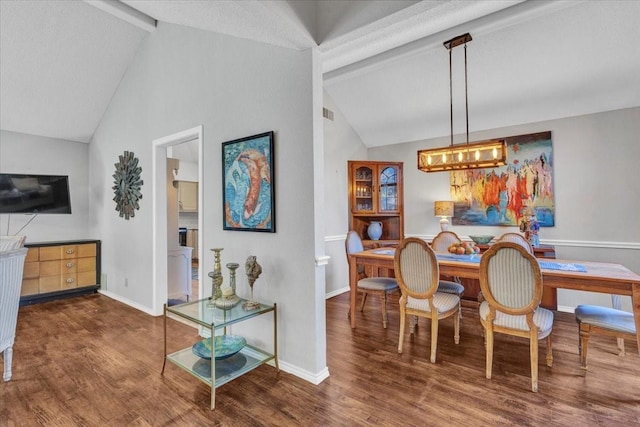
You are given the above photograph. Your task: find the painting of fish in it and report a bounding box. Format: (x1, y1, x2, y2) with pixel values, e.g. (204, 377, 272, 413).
(222, 131, 275, 232)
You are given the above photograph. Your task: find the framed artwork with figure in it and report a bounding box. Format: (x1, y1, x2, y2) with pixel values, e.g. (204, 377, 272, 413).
(450, 131, 554, 227)
(222, 131, 275, 232)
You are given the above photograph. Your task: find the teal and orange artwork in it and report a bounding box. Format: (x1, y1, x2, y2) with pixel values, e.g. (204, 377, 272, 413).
(450, 131, 554, 227)
(223, 131, 275, 232)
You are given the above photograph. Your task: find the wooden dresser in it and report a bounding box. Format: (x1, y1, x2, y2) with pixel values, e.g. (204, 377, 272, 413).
(20, 239, 101, 306)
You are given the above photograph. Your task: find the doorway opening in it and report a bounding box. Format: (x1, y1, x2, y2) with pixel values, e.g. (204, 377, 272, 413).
(152, 126, 203, 315)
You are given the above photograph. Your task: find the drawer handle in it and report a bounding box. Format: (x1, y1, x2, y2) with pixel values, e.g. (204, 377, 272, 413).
(66, 249, 75, 254)
(66, 262, 74, 268)
(66, 278, 74, 284)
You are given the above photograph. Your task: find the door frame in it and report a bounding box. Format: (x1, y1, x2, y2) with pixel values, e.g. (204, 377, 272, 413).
(151, 125, 203, 315)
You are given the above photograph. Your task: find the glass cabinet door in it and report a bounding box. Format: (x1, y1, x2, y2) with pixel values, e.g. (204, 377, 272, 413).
(378, 165, 399, 212)
(354, 165, 374, 212)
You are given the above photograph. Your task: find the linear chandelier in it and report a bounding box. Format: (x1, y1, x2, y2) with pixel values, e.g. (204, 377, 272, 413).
(418, 33, 507, 173)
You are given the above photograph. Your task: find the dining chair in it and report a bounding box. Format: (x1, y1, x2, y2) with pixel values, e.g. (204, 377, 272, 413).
(345, 231, 399, 328)
(496, 232, 534, 255)
(477, 231, 535, 305)
(479, 241, 553, 392)
(574, 304, 636, 370)
(394, 237, 460, 363)
(1, 236, 28, 382)
(430, 231, 465, 298)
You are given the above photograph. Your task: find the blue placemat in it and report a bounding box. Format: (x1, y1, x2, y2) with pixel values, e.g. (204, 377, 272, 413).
(436, 253, 480, 262)
(371, 249, 395, 255)
(539, 261, 587, 272)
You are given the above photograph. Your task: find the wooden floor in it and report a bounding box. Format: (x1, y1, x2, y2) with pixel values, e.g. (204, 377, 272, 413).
(2, 292, 639, 426)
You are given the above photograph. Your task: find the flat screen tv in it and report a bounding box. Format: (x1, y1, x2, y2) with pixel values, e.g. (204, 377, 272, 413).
(0, 173, 72, 214)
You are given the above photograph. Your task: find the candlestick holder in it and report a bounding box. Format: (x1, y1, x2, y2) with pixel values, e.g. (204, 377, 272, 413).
(207, 248, 224, 307)
(215, 262, 241, 309)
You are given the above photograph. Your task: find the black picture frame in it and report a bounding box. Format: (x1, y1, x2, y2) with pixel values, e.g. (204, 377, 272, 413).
(222, 131, 275, 232)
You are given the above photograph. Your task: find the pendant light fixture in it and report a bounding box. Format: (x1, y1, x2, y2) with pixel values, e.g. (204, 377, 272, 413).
(418, 33, 507, 173)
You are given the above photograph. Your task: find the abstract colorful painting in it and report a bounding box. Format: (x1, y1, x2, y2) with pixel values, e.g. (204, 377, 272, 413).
(450, 131, 554, 227)
(222, 131, 275, 232)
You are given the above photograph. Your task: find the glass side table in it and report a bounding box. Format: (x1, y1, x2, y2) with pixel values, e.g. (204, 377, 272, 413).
(162, 297, 278, 409)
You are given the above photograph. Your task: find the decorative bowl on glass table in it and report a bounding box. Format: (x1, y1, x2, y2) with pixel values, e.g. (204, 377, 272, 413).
(192, 335, 247, 360)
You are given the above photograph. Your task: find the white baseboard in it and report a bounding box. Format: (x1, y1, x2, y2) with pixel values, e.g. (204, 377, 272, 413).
(277, 360, 330, 385)
(326, 286, 349, 299)
(557, 305, 575, 313)
(98, 290, 156, 316)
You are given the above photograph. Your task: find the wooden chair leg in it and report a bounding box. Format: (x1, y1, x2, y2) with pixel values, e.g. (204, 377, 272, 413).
(611, 294, 626, 356)
(579, 324, 590, 370)
(453, 308, 460, 345)
(430, 314, 439, 363)
(381, 293, 388, 329)
(485, 326, 494, 380)
(360, 292, 367, 312)
(398, 304, 406, 354)
(530, 333, 539, 393)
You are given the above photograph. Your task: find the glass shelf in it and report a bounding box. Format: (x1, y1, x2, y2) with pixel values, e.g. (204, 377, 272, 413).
(167, 344, 274, 387)
(166, 297, 273, 329)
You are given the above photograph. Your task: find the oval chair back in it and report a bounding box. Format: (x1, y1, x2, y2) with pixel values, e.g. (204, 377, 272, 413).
(496, 232, 534, 255)
(431, 231, 462, 252)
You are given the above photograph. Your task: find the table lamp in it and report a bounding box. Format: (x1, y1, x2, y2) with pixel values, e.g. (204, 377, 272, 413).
(434, 201, 454, 231)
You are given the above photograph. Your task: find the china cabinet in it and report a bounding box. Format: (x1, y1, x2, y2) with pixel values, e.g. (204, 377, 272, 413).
(348, 161, 404, 245)
(162, 297, 278, 409)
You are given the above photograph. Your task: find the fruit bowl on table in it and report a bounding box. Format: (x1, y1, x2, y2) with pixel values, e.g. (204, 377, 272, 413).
(469, 235, 495, 245)
(447, 241, 481, 255)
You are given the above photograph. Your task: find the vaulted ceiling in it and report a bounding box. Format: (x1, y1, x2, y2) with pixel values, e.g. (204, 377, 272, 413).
(1, 0, 639, 150)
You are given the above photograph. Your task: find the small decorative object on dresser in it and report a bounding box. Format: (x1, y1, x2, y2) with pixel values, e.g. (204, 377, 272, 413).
(243, 255, 262, 310)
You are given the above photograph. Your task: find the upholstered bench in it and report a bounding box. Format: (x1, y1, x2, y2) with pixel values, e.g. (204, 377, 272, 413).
(574, 304, 637, 370)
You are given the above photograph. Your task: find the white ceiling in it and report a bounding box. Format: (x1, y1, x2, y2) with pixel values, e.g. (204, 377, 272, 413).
(1, 0, 639, 151)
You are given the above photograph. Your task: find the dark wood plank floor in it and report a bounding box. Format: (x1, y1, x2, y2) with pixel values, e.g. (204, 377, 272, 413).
(2, 292, 638, 426)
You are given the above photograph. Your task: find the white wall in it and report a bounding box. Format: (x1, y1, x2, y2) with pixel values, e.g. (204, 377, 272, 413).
(323, 107, 640, 312)
(89, 23, 326, 380)
(0, 130, 90, 241)
(322, 91, 368, 296)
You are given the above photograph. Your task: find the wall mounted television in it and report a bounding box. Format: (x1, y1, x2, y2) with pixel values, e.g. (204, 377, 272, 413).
(0, 173, 72, 214)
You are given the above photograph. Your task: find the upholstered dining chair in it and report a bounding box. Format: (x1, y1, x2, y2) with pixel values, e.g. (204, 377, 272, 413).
(394, 237, 460, 363)
(496, 232, 534, 255)
(479, 241, 553, 392)
(574, 304, 636, 370)
(1, 235, 27, 382)
(476, 232, 536, 304)
(430, 231, 466, 298)
(345, 231, 399, 328)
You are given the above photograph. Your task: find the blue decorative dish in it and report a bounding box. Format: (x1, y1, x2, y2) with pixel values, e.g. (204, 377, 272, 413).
(192, 335, 247, 360)
(469, 235, 494, 245)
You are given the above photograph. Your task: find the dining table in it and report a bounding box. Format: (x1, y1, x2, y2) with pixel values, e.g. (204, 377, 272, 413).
(348, 247, 640, 354)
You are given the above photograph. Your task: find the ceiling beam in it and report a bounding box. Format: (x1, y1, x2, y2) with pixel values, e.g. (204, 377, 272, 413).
(84, 0, 156, 32)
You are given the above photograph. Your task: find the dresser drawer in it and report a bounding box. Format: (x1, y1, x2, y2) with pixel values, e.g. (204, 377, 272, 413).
(20, 279, 40, 296)
(39, 275, 62, 293)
